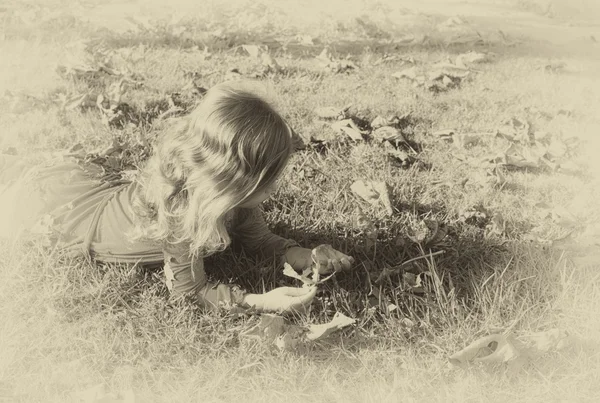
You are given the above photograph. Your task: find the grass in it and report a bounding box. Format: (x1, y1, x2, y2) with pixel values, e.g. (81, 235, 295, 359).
(1, 1, 600, 402)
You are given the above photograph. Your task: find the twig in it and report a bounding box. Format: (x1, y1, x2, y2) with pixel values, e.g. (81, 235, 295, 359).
(390, 250, 446, 271)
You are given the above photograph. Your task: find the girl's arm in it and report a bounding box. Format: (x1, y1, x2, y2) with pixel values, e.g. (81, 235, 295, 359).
(162, 246, 315, 312)
(163, 246, 246, 310)
(230, 207, 305, 264)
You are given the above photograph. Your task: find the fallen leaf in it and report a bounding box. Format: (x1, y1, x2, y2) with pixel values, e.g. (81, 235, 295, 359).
(449, 328, 570, 366)
(372, 126, 406, 143)
(350, 180, 393, 215)
(403, 272, 422, 288)
(502, 143, 541, 168)
(430, 62, 470, 79)
(439, 16, 467, 28)
(455, 51, 489, 68)
(454, 133, 481, 148)
(491, 166, 507, 187)
(450, 333, 522, 365)
(392, 66, 420, 81)
(295, 34, 314, 45)
(283, 262, 335, 285)
(331, 119, 363, 141)
(496, 117, 531, 143)
(306, 312, 356, 341)
(387, 148, 418, 169)
(224, 68, 243, 81)
(242, 44, 267, 58)
(240, 313, 287, 341)
(543, 61, 567, 73)
(261, 53, 282, 72)
(486, 213, 505, 236)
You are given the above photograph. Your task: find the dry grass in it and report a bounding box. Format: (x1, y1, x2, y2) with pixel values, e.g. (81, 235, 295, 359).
(1, 1, 599, 402)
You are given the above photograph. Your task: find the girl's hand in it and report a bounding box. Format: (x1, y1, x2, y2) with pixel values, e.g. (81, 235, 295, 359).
(312, 244, 355, 274)
(243, 286, 317, 313)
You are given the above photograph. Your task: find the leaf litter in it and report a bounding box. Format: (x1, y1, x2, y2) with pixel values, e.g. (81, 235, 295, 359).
(242, 242, 363, 351)
(449, 328, 571, 369)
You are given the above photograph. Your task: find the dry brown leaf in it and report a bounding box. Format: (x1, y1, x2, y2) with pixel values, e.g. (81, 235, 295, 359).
(372, 126, 406, 143)
(306, 312, 356, 341)
(295, 34, 314, 45)
(240, 313, 287, 341)
(454, 133, 481, 148)
(283, 262, 335, 286)
(350, 180, 393, 215)
(450, 329, 570, 366)
(450, 334, 522, 365)
(486, 213, 506, 236)
(431, 62, 470, 78)
(331, 119, 363, 141)
(241, 44, 267, 58)
(455, 51, 489, 68)
(392, 66, 419, 80)
(496, 117, 531, 143)
(502, 143, 542, 168)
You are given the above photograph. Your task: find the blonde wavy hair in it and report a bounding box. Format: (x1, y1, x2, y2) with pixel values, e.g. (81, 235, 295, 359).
(130, 81, 293, 257)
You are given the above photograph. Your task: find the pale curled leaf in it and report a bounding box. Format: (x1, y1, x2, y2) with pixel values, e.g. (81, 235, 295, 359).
(331, 119, 363, 141)
(449, 334, 521, 365)
(306, 312, 356, 341)
(372, 126, 406, 143)
(283, 262, 335, 285)
(240, 313, 287, 341)
(449, 329, 570, 366)
(241, 44, 267, 58)
(350, 180, 393, 215)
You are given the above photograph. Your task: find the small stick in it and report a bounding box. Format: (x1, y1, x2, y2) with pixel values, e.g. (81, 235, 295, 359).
(391, 250, 445, 270)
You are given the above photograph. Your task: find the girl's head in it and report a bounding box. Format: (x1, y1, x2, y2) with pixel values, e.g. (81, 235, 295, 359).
(132, 81, 294, 256)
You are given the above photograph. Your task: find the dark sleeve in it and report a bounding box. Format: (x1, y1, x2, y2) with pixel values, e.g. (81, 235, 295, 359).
(163, 245, 246, 311)
(230, 207, 300, 260)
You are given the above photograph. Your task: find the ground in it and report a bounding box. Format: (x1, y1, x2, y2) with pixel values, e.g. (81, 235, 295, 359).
(1, 1, 600, 402)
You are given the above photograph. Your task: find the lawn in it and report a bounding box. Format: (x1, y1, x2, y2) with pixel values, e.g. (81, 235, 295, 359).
(1, 1, 600, 402)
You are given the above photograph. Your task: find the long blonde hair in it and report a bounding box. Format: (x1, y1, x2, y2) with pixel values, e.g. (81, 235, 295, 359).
(130, 81, 293, 256)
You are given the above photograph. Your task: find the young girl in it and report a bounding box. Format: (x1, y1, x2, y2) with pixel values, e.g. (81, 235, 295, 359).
(0, 81, 354, 313)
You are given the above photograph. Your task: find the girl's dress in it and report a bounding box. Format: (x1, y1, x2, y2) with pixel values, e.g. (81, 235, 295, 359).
(0, 154, 299, 310)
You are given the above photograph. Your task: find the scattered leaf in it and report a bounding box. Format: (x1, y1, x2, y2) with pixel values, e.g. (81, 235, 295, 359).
(387, 148, 418, 169)
(350, 180, 393, 215)
(486, 212, 506, 236)
(542, 61, 567, 73)
(496, 117, 531, 143)
(392, 66, 419, 80)
(240, 313, 287, 341)
(283, 262, 335, 285)
(455, 51, 489, 68)
(295, 34, 314, 45)
(450, 333, 522, 365)
(454, 133, 481, 148)
(449, 328, 570, 366)
(241, 44, 267, 58)
(331, 119, 363, 141)
(403, 272, 422, 288)
(372, 126, 406, 144)
(306, 312, 356, 341)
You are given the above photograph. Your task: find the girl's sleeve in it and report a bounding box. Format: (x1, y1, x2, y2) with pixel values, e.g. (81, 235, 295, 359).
(230, 207, 300, 261)
(163, 246, 246, 311)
